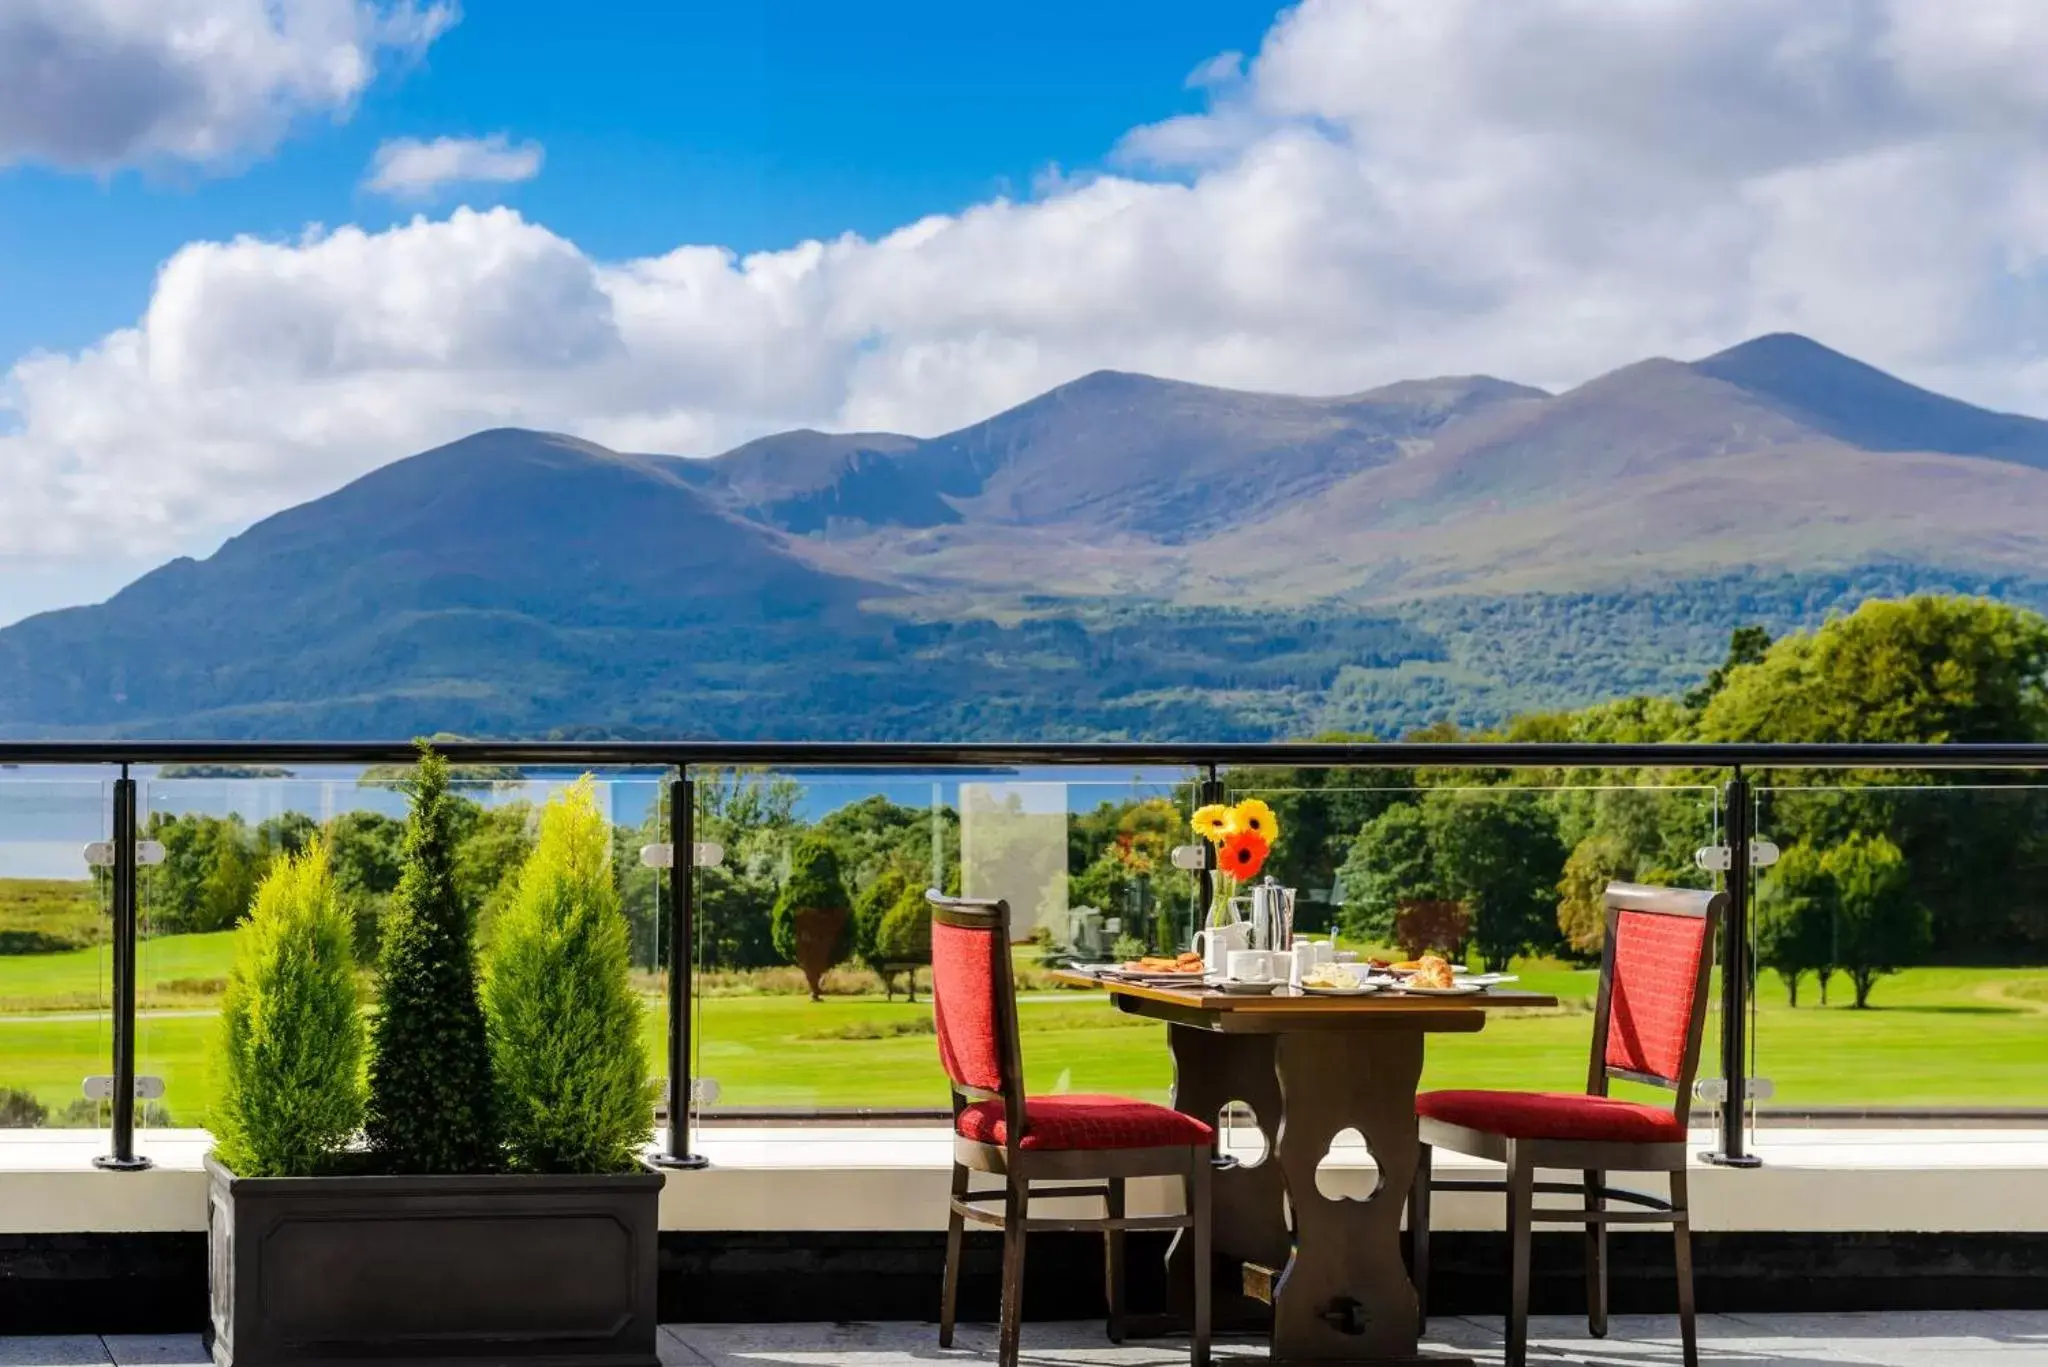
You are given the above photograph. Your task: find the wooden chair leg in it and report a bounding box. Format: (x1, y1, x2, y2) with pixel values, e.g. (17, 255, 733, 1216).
(1409, 1141, 1434, 1328)
(999, 1178, 1029, 1367)
(1104, 1176, 1126, 1343)
(1505, 1144, 1534, 1367)
(939, 1161, 968, 1348)
(1189, 1150, 1213, 1367)
(1671, 1169, 1698, 1367)
(1584, 1168, 1607, 1338)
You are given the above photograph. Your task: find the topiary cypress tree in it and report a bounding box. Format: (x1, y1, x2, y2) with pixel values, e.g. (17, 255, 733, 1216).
(365, 742, 499, 1173)
(484, 777, 652, 1173)
(877, 879, 934, 1001)
(213, 844, 364, 1177)
(773, 836, 853, 1001)
(852, 865, 909, 977)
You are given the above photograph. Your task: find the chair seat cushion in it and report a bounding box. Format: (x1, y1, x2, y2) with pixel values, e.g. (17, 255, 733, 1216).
(957, 1094, 1215, 1151)
(1417, 1089, 1685, 1144)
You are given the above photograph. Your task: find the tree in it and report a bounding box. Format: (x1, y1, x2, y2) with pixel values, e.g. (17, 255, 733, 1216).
(141, 812, 260, 934)
(693, 771, 805, 969)
(1823, 833, 1930, 1008)
(365, 743, 500, 1174)
(876, 880, 934, 1001)
(1699, 596, 2048, 745)
(327, 810, 406, 961)
(197, 827, 262, 934)
(1336, 802, 1441, 946)
(819, 795, 946, 892)
(697, 861, 781, 969)
(772, 836, 853, 1001)
(853, 864, 912, 980)
(454, 799, 536, 948)
(484, 779, 652, 1173)
(256, 811, 320, 863)
(611, 794, 669, 972)
(1684, 625, 1773, 711)
(1755, 841, 1835, 1006)
(1428, 791, 1568, 971)
(1392, 900, 1471, 960)
(213, 844, 365, 1177)
(1701, 597, 2048, 966)
(1556, 833, 1634, 957)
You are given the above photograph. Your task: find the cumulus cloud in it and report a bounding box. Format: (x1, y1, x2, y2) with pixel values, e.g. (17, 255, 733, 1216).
(8, 0, 2048, 603)
(364, 133, 545, 198)
(0, 0, 454, 171)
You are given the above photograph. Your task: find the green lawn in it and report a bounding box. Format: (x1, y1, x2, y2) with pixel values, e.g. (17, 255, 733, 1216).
(0, 931, 237, 1011)
(684, 965, 2048, 1112)
(1, 933, 2042, 1123)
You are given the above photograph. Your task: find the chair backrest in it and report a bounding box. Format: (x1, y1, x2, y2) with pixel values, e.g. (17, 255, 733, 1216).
(925, 891, 1027, 1120)
(1586, 881, 1725, 1122)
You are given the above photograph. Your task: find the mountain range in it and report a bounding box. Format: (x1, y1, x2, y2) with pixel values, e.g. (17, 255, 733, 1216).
(4, 333, 2046, 740)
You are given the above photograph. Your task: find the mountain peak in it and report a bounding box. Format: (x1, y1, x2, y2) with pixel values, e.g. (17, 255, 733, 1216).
(1692, 333, 2048, 468)
(1699, 331, 1852, 370)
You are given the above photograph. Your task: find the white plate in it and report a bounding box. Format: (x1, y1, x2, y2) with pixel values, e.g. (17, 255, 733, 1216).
(1112, 968, 1209, 984)
(1393, 982, 1486, 996)
(1213, 978, 1284, 994)
(1466, 973, 1520, 986)
(1301, 981, 1379, 996)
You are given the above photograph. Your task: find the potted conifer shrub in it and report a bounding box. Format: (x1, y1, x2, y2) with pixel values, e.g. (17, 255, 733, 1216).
(206, 746, 661, 1367)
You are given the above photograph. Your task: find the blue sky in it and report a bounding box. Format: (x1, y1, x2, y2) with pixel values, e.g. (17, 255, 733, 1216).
(0, 0, 1285, 366)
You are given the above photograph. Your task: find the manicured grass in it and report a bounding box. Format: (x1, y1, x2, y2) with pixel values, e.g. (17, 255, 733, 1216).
(0, 931, 237, 1011)
(0, 932, 2042, 1121)
(678, 966, 2048, 1112)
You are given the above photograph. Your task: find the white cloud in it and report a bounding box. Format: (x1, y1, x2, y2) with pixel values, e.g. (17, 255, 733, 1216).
(9, 0, 2048, 615)
(0, 0, 455, 172)
(364, 133, 545, 198)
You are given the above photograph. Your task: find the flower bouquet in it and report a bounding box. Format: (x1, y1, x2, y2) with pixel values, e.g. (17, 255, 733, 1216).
(1190, 797, 1281, 926)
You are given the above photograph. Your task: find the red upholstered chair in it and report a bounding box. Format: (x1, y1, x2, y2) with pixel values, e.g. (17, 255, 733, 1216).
(926, 892, 1213, 1367)
(1408, 882, 1724, 1367)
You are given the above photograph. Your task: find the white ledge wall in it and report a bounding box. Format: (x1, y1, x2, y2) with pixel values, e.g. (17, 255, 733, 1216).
(2, 1127, 2045, 1235)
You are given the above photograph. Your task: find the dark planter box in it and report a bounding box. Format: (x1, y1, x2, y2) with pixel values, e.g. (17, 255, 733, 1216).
(206, 1156, 662, 1367)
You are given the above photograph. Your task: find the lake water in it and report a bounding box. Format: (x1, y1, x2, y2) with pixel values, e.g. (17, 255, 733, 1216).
(0, 762, 1193, 880)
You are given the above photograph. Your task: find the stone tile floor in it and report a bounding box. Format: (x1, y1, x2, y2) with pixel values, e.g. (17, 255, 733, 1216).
(2, 1314, 2042, 1367)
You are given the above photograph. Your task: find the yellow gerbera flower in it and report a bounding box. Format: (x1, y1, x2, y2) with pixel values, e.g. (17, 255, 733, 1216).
(1232, 798, 1281, 845)
(1190, 804, 1237, 842)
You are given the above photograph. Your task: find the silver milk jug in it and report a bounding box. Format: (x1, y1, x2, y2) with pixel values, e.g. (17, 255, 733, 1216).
(1248, 878, 1296, 953)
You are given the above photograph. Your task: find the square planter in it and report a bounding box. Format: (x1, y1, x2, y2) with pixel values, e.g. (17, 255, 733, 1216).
(206, 1155, 662, 1367)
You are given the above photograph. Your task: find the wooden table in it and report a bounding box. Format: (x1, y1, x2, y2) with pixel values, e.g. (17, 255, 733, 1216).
(1055, 973, 1557, 1367)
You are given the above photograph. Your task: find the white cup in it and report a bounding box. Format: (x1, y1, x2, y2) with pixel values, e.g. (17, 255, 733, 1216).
(1194, 922, 1251, 975)
(1290, 939, 1318, 987)
(1225, 949, 1273, 982)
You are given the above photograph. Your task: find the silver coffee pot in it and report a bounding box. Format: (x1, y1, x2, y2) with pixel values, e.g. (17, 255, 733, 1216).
(1247, 877, 1296, 953)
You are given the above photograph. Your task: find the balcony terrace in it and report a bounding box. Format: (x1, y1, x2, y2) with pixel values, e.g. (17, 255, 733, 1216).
(0, 740, 2042, 1364)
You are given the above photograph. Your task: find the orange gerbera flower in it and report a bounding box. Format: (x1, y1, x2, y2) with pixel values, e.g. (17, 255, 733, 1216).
(1218, 829, 1271, 881)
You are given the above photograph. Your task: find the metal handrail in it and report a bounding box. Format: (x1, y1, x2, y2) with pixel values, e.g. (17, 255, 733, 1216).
(8, 736, 2048, 1172)
(6, 739, 2048, 767)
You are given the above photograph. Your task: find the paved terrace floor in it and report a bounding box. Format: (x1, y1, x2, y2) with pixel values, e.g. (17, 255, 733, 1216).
(5, 1315, 2046, 1366)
